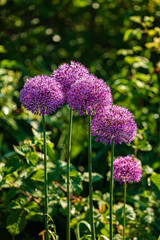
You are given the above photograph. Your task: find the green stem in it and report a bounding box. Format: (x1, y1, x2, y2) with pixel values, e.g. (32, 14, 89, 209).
(67, 109, 73, 240)
(42, 115, 49, 240)
(88, 115, 96, 240)
(110, 142, 114, 240)
(123, 182, 127, 240)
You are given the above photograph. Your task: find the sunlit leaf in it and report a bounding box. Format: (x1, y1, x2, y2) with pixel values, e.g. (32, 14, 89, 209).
(123, 29, 133, 41)
(28, 152, 39, 166)
(130, 16, 141, 23)
(13, 145, 25, 156)
(82, 172, 103, 182)
(30, 169, 44, 182)
(151, 174, 160, 191)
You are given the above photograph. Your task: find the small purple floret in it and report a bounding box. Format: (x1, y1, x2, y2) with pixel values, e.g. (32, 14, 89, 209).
(20, 75, 65, 115)
(113, 155, 142, 183)
(91, 105, 137, 145)
(67, 75, 113, 115)
(51, 61, 89, 100)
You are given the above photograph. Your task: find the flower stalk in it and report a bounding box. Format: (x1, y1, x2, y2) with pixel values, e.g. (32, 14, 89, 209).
(88, 115, 96, 240)
(42, 115, 49, 240)
(67, 109, 73, 240)
(110, 141, 114, 240)
(123, 182, 127, 240)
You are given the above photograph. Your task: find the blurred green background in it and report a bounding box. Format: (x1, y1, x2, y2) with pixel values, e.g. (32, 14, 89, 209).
(0, 0, 160, 239)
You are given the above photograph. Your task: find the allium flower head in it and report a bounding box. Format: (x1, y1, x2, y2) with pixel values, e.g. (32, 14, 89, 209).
(52, 61, 89, 100)
(20, 75, 65, 115)
(67, 75, 113, 115)
(113, 155, 142, 183)
(91, 105, 137, 145)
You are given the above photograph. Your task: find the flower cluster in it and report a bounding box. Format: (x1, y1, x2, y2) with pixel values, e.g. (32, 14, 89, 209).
(20, 75, 65, 115)
(52, 61, 89, 100)
(20, 62, 137, 148)
(67, 75, 113, 115)
(113, 155, 142, 183)
(90, 105, 137, 145)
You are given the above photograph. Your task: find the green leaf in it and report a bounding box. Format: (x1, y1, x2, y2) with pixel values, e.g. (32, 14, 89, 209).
(92, 191, 103, 200)
(132, 45, 143, 52)
(77, 220, 91, 240)
(158, 236, 160, 240)
(30, 169, 44, 182)
(151, 174, 160, 191)
(47, 142, 55, 161)
(100, 225, 109, 238)
(6, 210, 27, 236)
(70, 175, 82, 195)
(130, 16, 141, 23)
(0, 45, 7, 53)
(13, 145, 25, 156)
(140, 143, 152, 151)
(28, 152, 39, 166)
(82, 172, 103, 182)
(134, 28, 142, 40)
(117, 49, 133, 56)
(4, 156, 22, 173)
(70, 169, 78, 177)
(123, 29, 133, 41)
(144, 16, 154, 23)
(148, 29, 157, 36)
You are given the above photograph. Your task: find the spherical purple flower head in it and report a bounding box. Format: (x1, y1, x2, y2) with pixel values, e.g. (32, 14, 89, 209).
(67, 75, 113, 115)
(51, 61, 90, 100)
(91, 105, 137, 145)
(20, 75, 65, 115)
(113, 155, 142, 183)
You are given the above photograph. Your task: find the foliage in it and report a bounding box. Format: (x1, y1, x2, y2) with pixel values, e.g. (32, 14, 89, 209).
(0, 0, 160, 239)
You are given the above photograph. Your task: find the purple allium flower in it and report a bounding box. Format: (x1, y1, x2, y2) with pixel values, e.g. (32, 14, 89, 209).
(67, 75, 113, 115)
(51, 61, 89, 100)
(20, 75, 65, 115)
(90, 105, 137, 145)
(113, 155, 142, 183)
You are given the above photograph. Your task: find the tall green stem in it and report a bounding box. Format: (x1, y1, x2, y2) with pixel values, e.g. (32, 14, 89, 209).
(67, 109, 73, 240)
(123, 182, 127, 240)
(110, 142, 114, 240)
(88, 115, 96, 240)
(42, 115, 49, 240)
